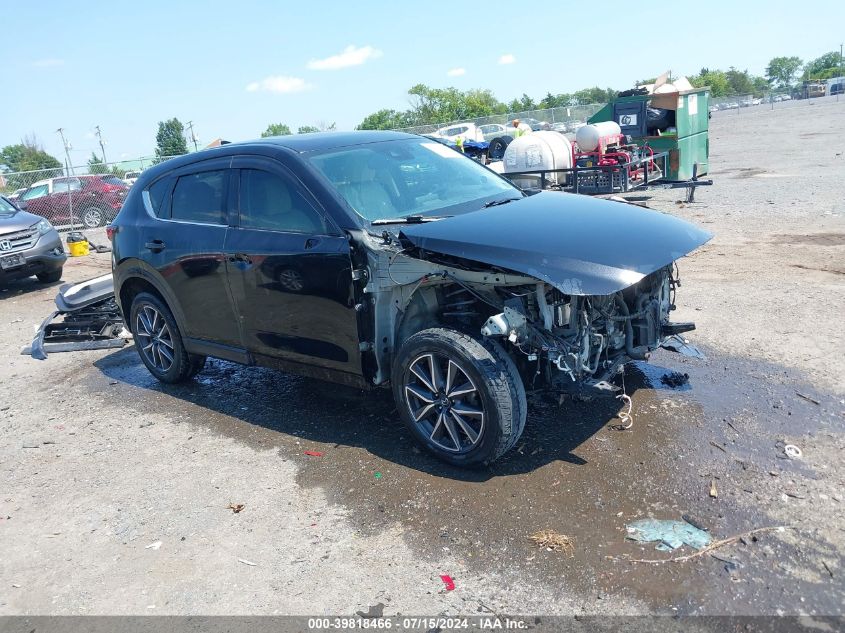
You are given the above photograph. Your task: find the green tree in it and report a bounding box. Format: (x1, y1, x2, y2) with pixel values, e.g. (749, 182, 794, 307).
(571, 87, 616, 105)
(691, 69, 730, 96)
(802, 51, 843, 80)
(407, 84, 505, 125)
(726, 67, 754, 94)
(297, 125, 319, 134)
(765, 56, 802, 89)
(87, 152, 109, 174)
(0, 138, 63, 188)
(356, 109, 411, 130)
(261, 123, 292, 137)
(154, 118, 188, 163)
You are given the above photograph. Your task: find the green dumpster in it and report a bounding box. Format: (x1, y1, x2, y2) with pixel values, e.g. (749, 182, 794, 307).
(588, 87, 710, 181)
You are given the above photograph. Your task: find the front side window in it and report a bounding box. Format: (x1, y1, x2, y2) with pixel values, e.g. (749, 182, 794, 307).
(170, 170, 227, 224)
(308, 138, 518, 222)
(0, 197, 16, 213)
(53, 178, 81, 193)
(21, 184, 49, 200)
(238, 169, 326, 234)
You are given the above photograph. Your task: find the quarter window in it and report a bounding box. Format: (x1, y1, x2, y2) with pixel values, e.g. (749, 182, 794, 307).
(170, 170, 227, 224)
(238, 169, 326, 234)
(146, 177, 172, 217)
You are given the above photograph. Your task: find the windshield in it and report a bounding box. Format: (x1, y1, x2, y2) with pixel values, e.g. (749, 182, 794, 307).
(308, 138, 519, 222)
(0, 197, 17, 214)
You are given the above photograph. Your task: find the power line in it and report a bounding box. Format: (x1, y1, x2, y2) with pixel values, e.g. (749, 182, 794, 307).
(186, 121, 199, 152)
(94, 125, 108, 164)
(56, 128, 74, 175)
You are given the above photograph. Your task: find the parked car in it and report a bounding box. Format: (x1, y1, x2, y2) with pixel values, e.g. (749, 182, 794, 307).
(124, 170, 142, 186)
(478, 124, 508, 141)
(6, 188, 27, 201)
(0, 195, 66, 284)
(110, 131, 710, 466)
(433, 123, 484, 143)
(15, 175, 129, 228)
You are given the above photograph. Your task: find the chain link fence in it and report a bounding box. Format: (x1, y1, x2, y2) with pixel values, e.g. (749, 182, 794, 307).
(397, 104, 605, 138)
(0, 155, 182, 231)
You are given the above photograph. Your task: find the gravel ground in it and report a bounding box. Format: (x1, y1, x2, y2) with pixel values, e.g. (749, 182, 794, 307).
(1, 99, 843, 617)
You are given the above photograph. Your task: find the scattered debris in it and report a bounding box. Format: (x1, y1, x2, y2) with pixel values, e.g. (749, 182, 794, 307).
(356, 603, 386, 618)
(22, 443, 40, 449)
(784, 444, 803, 459)
(12, 584, 21, 588)
(625, 526, 796, 564)
(529, 529, 575, 555)
(660, 371, 690, 388)
(238, 558, 257, 566)
(795, 392, 820, 405)
(227, 503, 245, 514)
(784, 491, 806, 499)
(612, 393, 633, 430)
(822, 561, 834, 578)
(145, 541, 162, 550)
(374, 472, 383, 479)
(439, 574, 456, 591)
(680, 514, 708, 532)
(303, 450, 324, 457)
(626, 519, 712, 551)
(709, 480, 718, 498)
(709, 440, 727, 453)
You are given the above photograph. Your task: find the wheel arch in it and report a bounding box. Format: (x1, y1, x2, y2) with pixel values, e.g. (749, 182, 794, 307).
(115, 260, 188, 334)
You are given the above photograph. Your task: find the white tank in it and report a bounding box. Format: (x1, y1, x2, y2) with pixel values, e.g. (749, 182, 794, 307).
(487, 160, 506, 174)
(502, 131, 572, 188)
(575, 121, 622, 152)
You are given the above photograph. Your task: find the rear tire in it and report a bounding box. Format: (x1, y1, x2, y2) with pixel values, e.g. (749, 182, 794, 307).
(36, 268, 63, 283)
(392, 327, 526, 466)
(130, 292, 206, 383)
(81, 206, 107, 228)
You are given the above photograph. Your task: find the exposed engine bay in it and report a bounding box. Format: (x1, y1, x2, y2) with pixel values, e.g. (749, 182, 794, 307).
(351, 228, 697, 392)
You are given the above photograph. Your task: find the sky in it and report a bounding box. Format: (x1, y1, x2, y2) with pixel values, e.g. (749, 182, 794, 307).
(1, 0, 843, 166)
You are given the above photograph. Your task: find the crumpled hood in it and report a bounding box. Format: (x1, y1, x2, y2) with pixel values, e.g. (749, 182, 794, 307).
(399, 191, 712, 295)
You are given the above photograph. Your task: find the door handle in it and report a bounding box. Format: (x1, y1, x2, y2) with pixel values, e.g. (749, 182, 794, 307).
(304, 237, 320, 250)
(144, 240, 166, 252)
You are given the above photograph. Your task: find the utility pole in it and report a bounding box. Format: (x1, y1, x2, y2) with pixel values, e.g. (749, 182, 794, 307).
(56, 128, 75, 175)
(94, 125, 108, 165)
(186, 121, 199, 152)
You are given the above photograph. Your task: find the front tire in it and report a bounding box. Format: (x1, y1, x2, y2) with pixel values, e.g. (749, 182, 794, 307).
(130, 292, 206, 383)
(392, 328, 526, 466)
(36, 268, 63, 283)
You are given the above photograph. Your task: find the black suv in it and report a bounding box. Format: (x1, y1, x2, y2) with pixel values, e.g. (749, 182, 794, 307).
(111, 131, 710, 465)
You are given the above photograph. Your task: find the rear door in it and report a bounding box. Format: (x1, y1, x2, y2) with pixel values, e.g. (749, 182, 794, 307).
(140, 157, 242, 348)
(225, 155, 361, 376)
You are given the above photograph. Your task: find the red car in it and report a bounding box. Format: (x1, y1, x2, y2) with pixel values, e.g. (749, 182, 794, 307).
(16, 175, 129, 228)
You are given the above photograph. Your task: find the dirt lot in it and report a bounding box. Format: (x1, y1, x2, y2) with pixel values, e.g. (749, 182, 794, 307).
(1, 99, 843, 617)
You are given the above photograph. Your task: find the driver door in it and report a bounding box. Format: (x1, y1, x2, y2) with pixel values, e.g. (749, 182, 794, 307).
(225, 156, 362, 378)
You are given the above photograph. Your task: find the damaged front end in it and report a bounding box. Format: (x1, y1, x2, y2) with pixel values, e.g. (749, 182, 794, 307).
(352, 191, 711, 393)
(475, 265, 693, 391)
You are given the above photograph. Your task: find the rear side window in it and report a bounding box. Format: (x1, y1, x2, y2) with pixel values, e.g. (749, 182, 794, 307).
(238, 169, 326, 233)
(170, 170, 227, 224)
(101, 176, 126, 186)
(146, 177, 172, 217)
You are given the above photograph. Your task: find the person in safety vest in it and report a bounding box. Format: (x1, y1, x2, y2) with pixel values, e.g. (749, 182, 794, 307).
(455, 136, 465, 153)
(511, 119, 528, 139)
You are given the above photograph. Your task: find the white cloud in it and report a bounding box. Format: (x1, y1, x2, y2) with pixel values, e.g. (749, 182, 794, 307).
(447, 67, 466, 77)
(498, 54, 516, 65)
(32, 58, 65, 68)
(246, 75, 312, 94)
(307, 45, 382, 71)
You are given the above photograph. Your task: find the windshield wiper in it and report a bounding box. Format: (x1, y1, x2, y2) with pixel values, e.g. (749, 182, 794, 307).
(483, 197, 522, 208)
(371, 215, 451, 226)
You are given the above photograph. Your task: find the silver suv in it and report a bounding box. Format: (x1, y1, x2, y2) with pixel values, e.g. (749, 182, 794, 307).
(0, 196, 66, 285)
